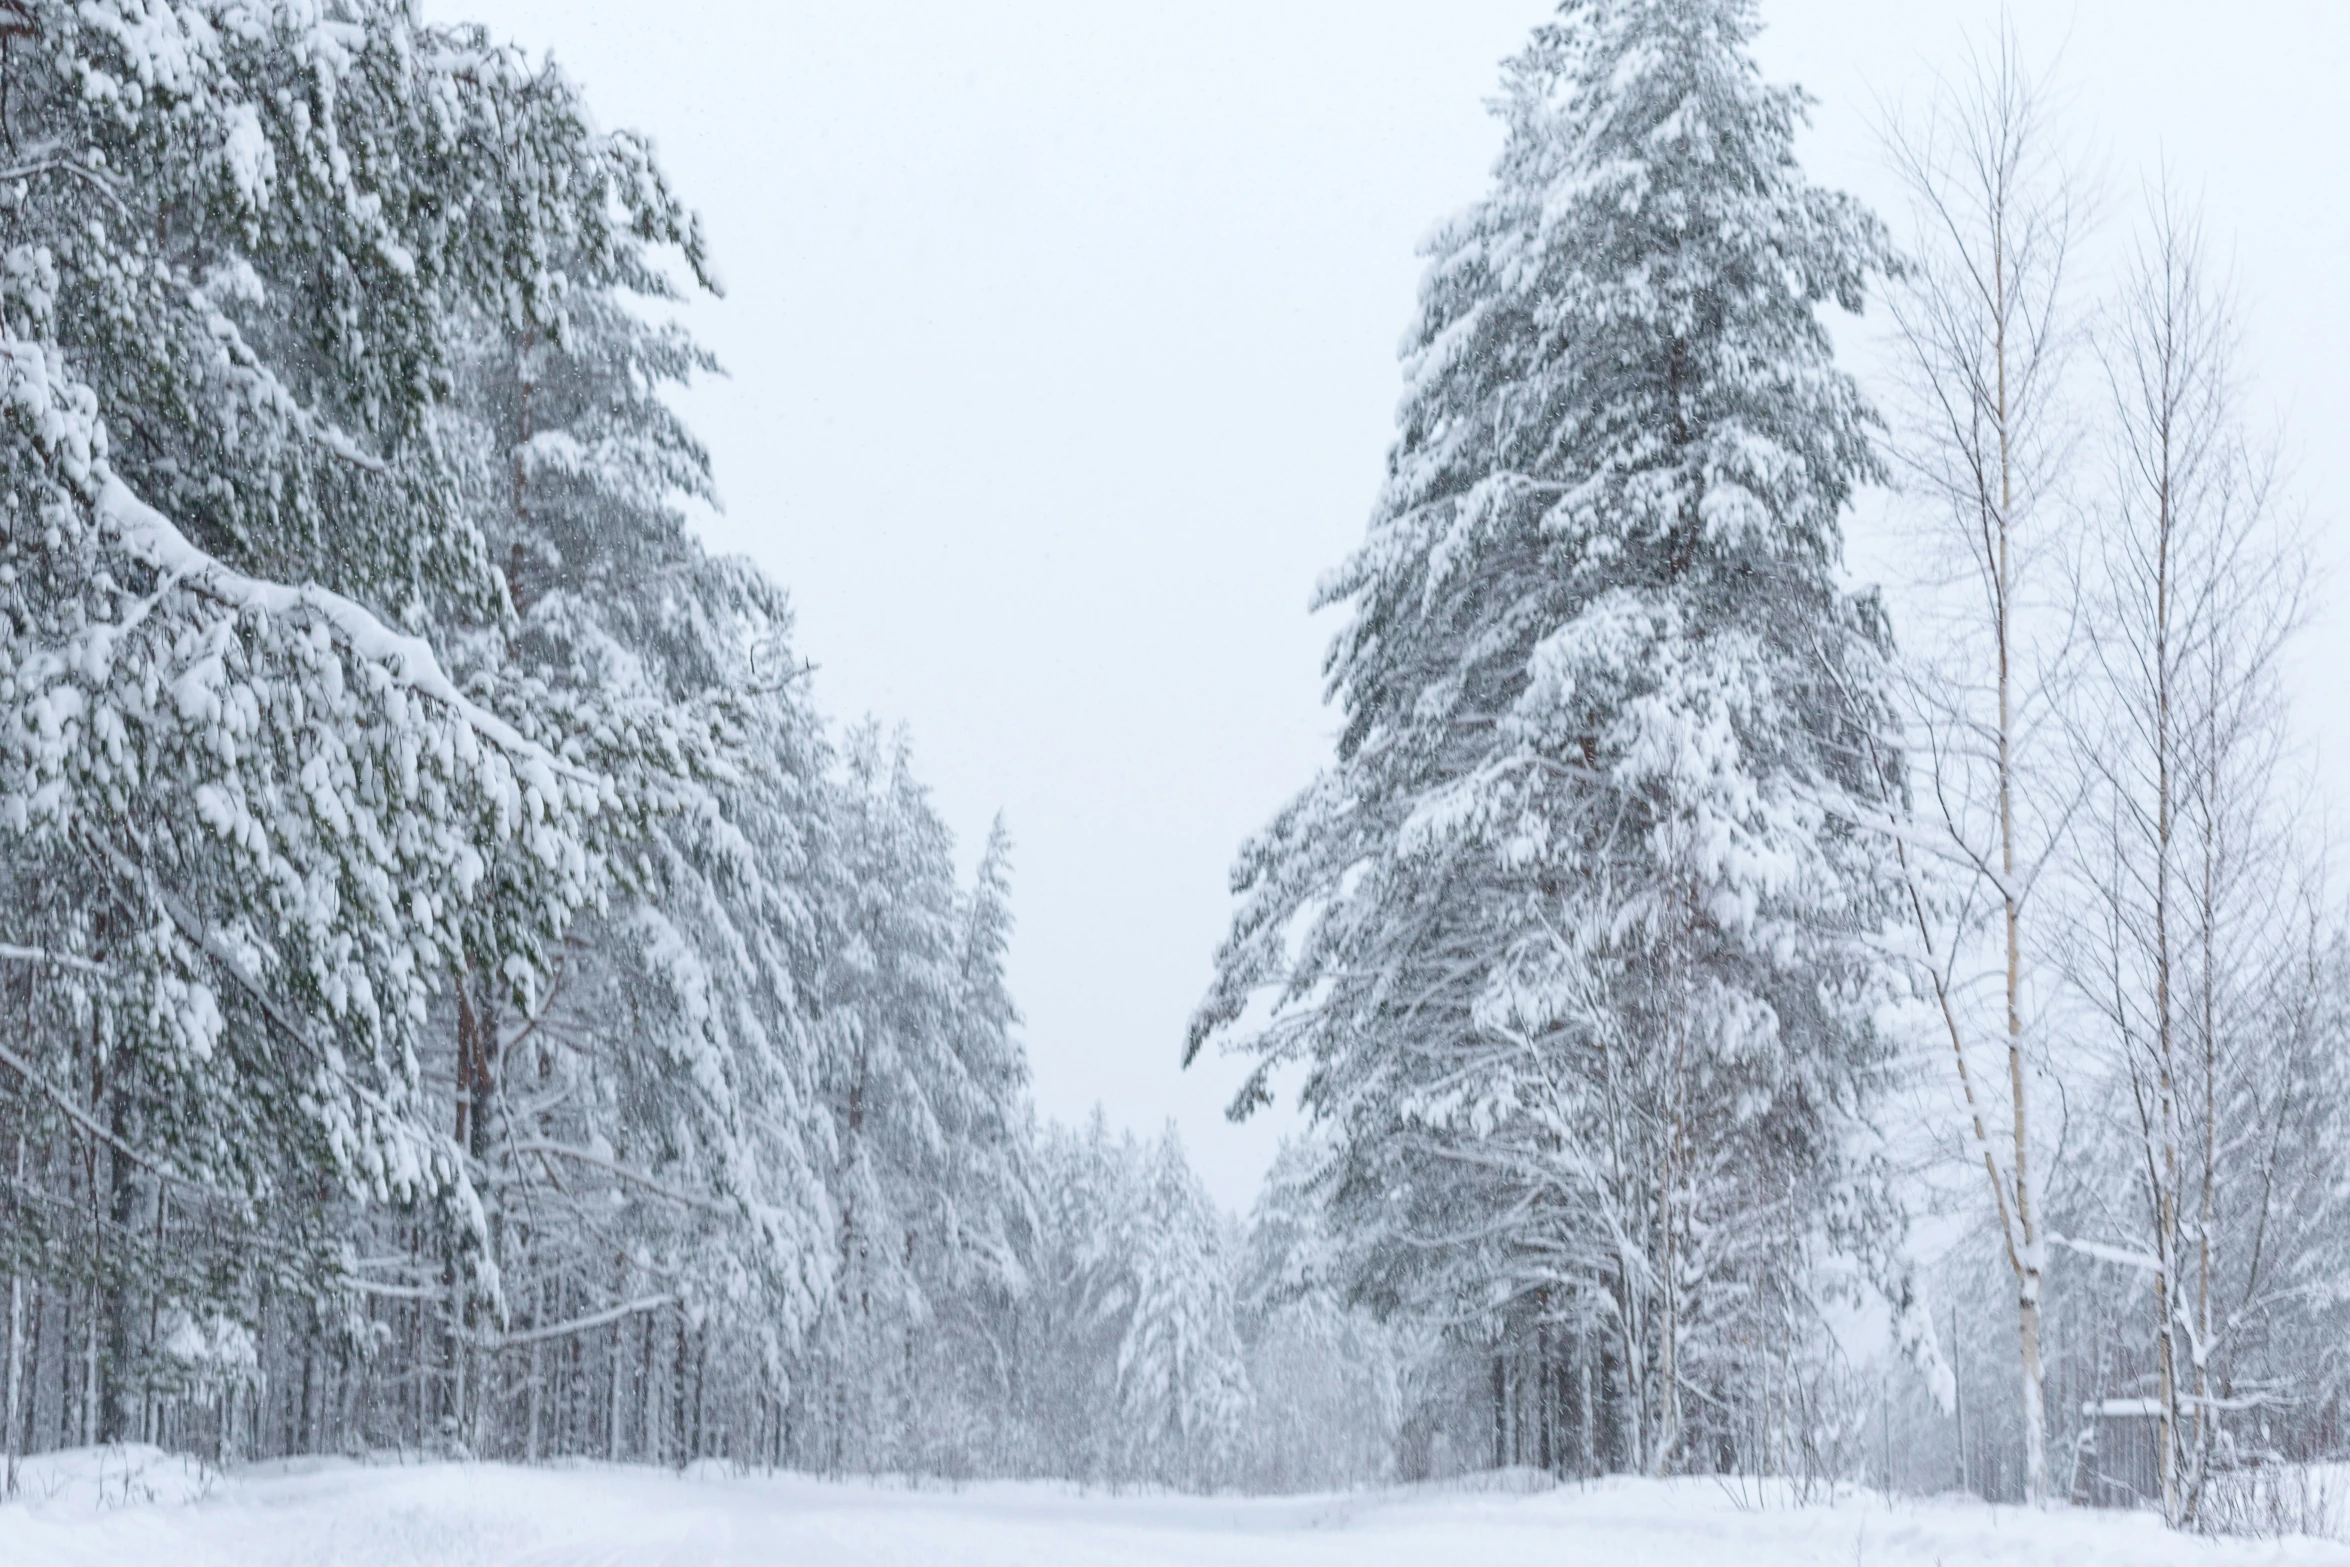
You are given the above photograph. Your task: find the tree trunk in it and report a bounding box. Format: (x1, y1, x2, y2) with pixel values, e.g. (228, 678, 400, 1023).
(1536, 1319, 1554, 1474)
(1655, 1002, 1690, 1477)
(606, 1309, 625, 1464)
(101, 1089, 134, 1445)
(1952, 1301, 1969, 1496)
(2187, 790, 2219, 1523)
(526, 1331, 544, 1464)
(4, 1130, 22, 1498)
(81, 1285, 99, 1447)
(1491, 1353, 1506, 1471)
(639, 1307, 657, 1465)
(1885, 39, 2075, 1507)
(1579, 1345, 1595, 1476)
(669, 1310, 689, 1471)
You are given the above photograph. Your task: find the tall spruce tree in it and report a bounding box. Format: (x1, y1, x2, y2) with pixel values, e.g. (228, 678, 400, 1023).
(1018, 1115, 1251, 1489)
(1190, 0, 1905, 1474)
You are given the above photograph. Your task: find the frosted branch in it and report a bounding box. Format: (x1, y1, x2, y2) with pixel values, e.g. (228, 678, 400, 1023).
(95, 475, 595, 787)
(488, 1294, 678, 1349)
(2050, 1232, 2162, 1274)
(0, 1037, 200, 1189)
(509, 1139, 730, 1215)
(0, 942, 106, 974)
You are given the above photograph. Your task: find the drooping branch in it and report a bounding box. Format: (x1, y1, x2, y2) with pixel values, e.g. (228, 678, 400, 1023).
(95, 474, 598, 790)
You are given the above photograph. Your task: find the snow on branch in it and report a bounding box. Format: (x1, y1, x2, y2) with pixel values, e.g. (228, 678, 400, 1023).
(2051, 1232, 2163, 1274)
(0, 942, 106, 973)
(0, 1036, 204, 1190)
(179, 281, 388, 475)
(92, 833, 453, 1201)
(0, 146, 133, 216)
(489, 1294, 678, 1349)
(2085, 1397, 2165, 1419)
(508, 1138, 732, 1215)
(95, 475, 596, 788)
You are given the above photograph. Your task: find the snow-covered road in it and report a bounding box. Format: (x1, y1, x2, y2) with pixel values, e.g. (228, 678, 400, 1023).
(6, 1448, 2350, 1565)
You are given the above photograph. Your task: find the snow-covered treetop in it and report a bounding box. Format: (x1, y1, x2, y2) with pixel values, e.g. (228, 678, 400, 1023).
(1327, 0, 1887, 772)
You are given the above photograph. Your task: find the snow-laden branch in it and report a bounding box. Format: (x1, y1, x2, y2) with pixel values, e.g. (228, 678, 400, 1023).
(2050, 1232, 2163, 1274)
(178, 282, 388, 475)
(0, 147, 133, 215)
(2085, 1397, 2165, 1419)
(87, 833, 455, 1200)
(508, 1139, 732, 1215)
(488, 1293, 677, 1349)
(0, 1036, 201, 1189)
(344, 1280, 445, 1301)
(95, 475, 596, 789)
(0, 942, 106, 974)
(2083, 1392, 2277, 1420)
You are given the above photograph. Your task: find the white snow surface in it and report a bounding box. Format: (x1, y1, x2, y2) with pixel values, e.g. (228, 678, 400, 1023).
(6, 1453, 2350, 1566)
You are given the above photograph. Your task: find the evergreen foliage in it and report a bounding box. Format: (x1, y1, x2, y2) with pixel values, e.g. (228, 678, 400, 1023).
(1191, 0, 1907, 1475)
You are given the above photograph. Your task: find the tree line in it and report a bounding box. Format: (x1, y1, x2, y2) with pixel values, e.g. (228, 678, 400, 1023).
(0, 0, 1387, 1498)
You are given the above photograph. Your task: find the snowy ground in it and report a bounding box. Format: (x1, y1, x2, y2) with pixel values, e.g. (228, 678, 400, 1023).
(6, 1447, 2350, 1566)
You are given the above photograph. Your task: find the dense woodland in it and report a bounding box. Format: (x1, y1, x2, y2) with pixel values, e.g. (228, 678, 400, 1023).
(0, 0, 2346, 1534)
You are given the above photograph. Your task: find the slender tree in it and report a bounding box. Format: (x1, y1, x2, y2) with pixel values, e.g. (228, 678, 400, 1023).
(2059, 186, 2314, 1526)
(1880, 29, 2087, 1505)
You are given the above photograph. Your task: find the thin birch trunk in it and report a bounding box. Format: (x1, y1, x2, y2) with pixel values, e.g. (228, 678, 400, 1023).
(2187, 725, 2219, 1520)
(1996, 208, 2052, 1510)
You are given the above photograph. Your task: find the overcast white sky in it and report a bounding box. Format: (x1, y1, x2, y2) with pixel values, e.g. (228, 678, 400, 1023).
(423, 0, 2350, 1210)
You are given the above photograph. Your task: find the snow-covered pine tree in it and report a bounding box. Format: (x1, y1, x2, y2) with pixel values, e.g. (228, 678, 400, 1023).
(0, 2, 1063, 1480)
(1189, 0, 1905, 1476)
(904, 817, 1037, 1468)
(792, 730, 1035, 1474)
(1107, 1126, 1252, 1488)
(0, 2, 689, 1446)
(1019, 1112, 1124, 1476)
(341, 209, 844, 1460)
(1020, 1115, 1250, 1488)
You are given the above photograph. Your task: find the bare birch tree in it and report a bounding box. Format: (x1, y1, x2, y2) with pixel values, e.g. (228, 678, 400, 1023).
(1881, 30, 2087, 1505)
(2061, 184, 2309, 1526)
